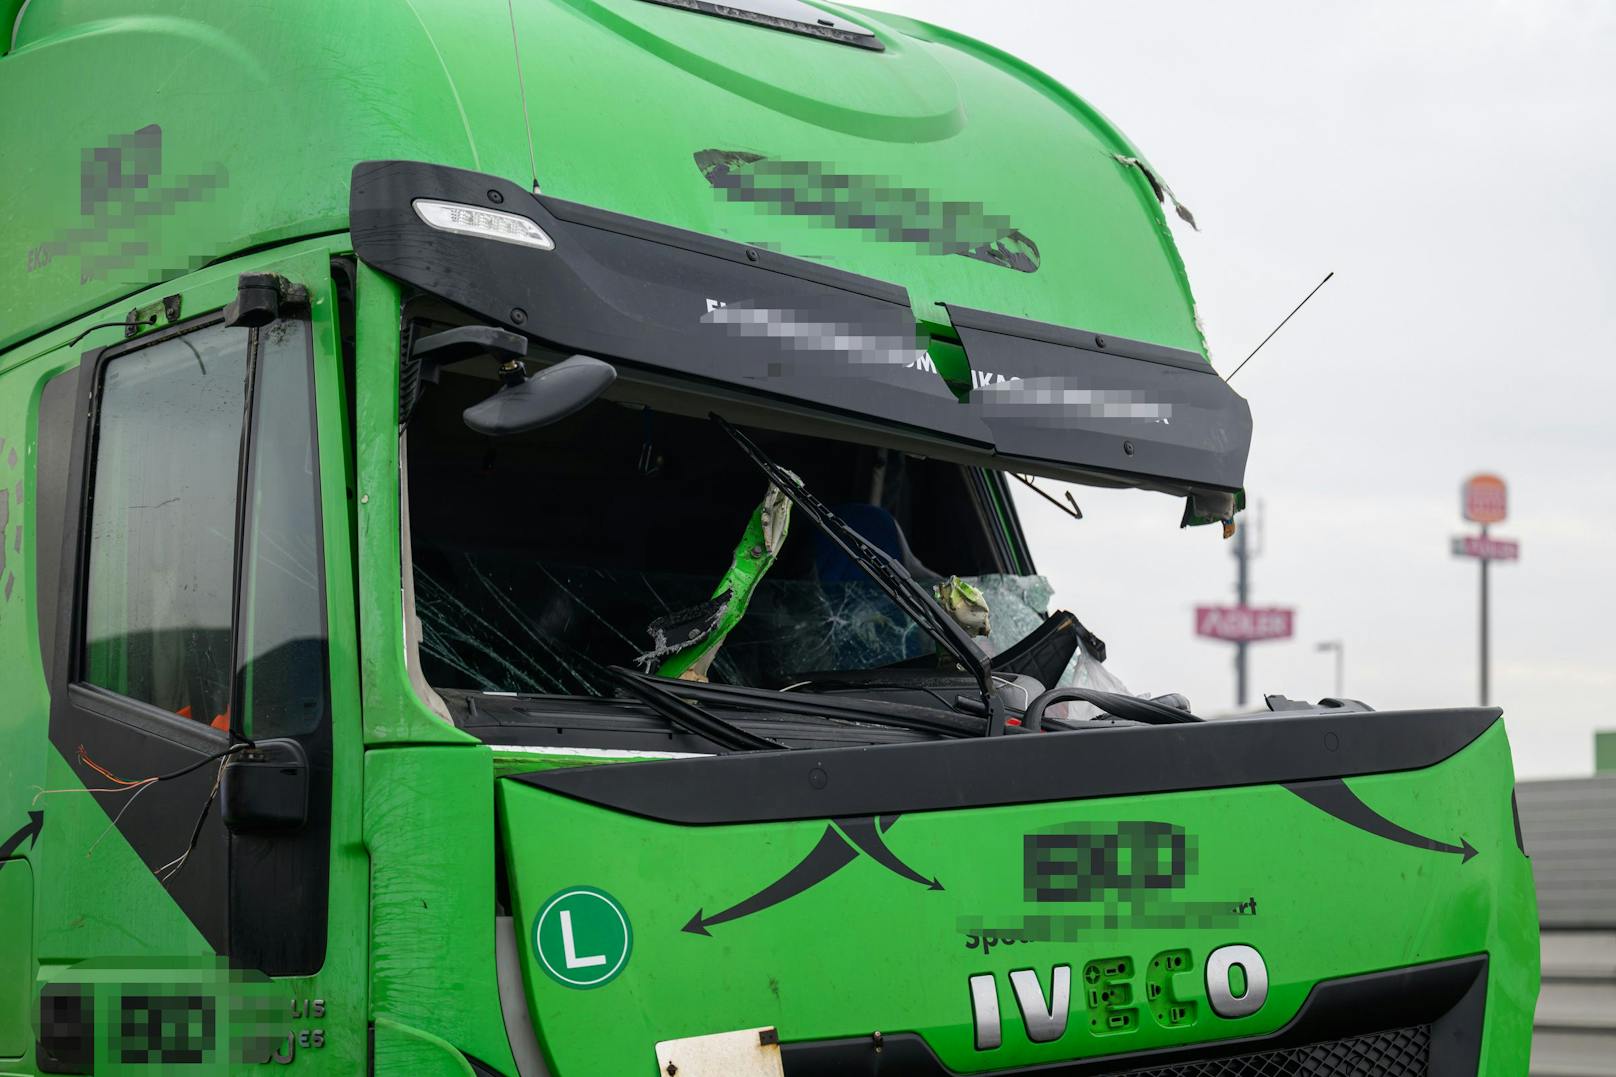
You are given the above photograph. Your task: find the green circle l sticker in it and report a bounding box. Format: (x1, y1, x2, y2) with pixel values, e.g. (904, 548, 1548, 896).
(533, 887, 633, 989)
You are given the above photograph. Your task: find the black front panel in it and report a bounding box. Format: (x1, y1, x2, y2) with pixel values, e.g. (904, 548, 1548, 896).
(948, 305, 1252, 493)
(514, 707, 1501, 825)
(351, 160, 987, 446)
(350, 161, 1256, 498)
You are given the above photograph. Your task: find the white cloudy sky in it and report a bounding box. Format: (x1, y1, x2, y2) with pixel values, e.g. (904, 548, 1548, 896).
(867, 0, 1616, 777)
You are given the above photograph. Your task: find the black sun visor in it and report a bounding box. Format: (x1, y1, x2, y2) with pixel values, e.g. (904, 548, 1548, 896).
(350, 160, 1251, 498)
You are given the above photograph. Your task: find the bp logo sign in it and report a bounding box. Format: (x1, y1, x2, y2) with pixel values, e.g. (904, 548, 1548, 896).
(533, 887, 633, 989)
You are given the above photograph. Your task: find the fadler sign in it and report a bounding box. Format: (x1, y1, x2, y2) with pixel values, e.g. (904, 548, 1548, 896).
(1195, 606, 1295, 644)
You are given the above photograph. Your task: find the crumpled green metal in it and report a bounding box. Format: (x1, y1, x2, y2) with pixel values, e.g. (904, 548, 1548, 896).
(656, 484, 793, 681)
(933, 575, 991, 638)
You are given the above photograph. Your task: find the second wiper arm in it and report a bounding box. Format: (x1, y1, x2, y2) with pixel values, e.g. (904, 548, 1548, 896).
(607, 666, 784, 752)
(713, 415, 996, 707)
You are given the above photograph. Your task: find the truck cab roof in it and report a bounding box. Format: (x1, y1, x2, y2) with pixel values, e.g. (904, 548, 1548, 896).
(1, 0, 1203, 358)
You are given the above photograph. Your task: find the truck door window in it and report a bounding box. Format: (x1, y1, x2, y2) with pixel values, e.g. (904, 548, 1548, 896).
(83, 323, 249, 726)
(236, 319, 328, 740)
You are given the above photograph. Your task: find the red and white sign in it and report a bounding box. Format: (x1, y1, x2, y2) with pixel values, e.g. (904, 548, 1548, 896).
(1195, 606, 1295, 643)
(1462, 474, 1508, 524)
(1452, 535, 1520, 562)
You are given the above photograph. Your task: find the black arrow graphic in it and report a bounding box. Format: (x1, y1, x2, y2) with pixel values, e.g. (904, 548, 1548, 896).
(0, 812, 44, 863)
(685, 825, 858, 935)
(836, 816, 943, 891)
(684, 814, 943, 935)
(1286, 780, 1477, 862)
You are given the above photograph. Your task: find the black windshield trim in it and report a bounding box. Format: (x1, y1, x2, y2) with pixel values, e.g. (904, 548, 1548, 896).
(944, 303, 1214, 374)
(511, 707, 1502, 825)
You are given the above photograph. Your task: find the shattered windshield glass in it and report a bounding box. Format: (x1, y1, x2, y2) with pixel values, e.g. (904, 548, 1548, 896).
(406, 369, 1120, 704)
(415, 561, 1080, 697)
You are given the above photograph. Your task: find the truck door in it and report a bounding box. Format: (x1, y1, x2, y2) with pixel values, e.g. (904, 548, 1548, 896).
(33, 257, 347, 1068)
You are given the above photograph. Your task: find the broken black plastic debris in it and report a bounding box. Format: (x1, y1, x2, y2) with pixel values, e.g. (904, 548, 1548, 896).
(636, 591, 734, 672)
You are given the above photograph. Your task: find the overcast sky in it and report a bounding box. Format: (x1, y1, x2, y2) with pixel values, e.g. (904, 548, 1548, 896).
(865, 0, 1616, 778)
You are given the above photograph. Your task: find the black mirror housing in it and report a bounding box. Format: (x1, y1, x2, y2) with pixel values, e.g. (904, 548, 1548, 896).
(462, 354, 617, 437)
(220, 738, 310, 833)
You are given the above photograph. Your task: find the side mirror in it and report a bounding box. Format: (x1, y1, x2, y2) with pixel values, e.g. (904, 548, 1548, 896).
(463, 354, 617, 437)
(220, 739, 309, 833)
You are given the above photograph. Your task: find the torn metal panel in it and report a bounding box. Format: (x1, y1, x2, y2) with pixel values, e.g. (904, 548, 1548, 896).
(651, 483, 794, 681)
(935, 575, 991, 637)
(639, 591, 734, 676)
(1113, 154, 1199, 231)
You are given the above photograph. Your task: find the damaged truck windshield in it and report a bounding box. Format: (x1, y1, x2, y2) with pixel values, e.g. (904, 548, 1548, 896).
(404, 360, 1117, 733)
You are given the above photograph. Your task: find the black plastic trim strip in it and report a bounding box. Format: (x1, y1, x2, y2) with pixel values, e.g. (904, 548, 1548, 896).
(943, 304, 1214, 375)
(781, 955, 1487, 1077)
(512, 707, 1501, 825)
(634, 0, 885, 52)
(944, 303, 1252, 493)
(66, 681, 229, 755)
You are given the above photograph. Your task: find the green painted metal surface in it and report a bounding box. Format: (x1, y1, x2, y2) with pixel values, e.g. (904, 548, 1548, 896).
(497, 724, 1538, 1074)
(1, 0, 1200, 358)
(1597, 731, 1615, 774)
(366, 748, 518, 1076)
(656, 490, 791, 681)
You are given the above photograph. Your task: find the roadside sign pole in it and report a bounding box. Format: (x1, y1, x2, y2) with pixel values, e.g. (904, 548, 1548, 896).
(1479, 524, 1489, 707)
(1235, 523, 1249, 707)
(1456, 476, 1515, 709)
(1198, 506, 1292, 710)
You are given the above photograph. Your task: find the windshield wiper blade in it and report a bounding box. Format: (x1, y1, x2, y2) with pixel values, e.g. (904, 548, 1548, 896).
(606, 666, 784, 752)
(629, 673, 990, 739)
(712, 416, 1004, 731)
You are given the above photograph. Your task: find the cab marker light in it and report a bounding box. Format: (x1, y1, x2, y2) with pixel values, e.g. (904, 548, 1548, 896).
(412, 199, 555, 250)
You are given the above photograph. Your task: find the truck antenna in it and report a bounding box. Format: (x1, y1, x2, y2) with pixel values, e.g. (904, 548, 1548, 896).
(1225, 271, 1334, 383)
(507, 0, 541, 193)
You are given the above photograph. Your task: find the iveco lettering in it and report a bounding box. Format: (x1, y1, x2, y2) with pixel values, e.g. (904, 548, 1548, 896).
(0, 0, 1539, 1074)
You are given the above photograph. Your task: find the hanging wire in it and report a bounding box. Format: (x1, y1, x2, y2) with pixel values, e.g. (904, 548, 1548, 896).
(156, 754, 232, 884)
(86, 780, 159, 857)
(1012, 474, 1084, 521)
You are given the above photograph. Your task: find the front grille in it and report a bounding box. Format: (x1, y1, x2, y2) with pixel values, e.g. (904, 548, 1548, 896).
(1108, 1024, 1430, 1077)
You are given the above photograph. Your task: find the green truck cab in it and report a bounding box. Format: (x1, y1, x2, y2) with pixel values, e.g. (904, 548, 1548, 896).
(0, 1, 1537, 1073)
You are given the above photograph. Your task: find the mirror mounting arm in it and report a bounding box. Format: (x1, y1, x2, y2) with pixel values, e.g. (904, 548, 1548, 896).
(410, 325, 529, 385)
